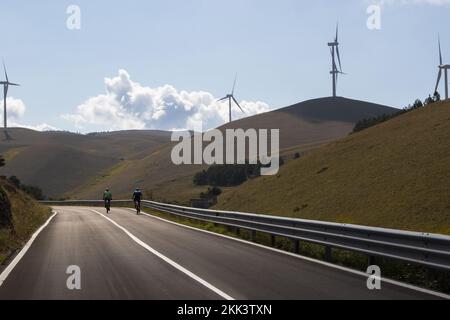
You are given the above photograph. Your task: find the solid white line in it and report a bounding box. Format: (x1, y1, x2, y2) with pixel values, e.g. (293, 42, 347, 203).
(0, 211, 58, 287)
(127, 208, 450, 300)
(90, 209, 234, 301)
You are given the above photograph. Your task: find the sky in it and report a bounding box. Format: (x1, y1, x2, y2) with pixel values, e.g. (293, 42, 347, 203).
(0, 0, 449, 132)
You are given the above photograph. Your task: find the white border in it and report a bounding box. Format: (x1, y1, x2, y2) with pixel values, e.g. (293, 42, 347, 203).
(0, 211, 58, 287)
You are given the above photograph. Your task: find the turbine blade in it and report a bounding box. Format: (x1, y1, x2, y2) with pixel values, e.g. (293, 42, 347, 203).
(336, 46, 342, 72)
(332, 58, 338, 72)
(232, 97, 244, 113)
(231, 75, 237, 95)
(9, 83, 20, 87)
(2, 60, 8, 83)
(335, 23, 339, 42)
(217, 96, 228, 102)
(435, 69, 442, 93)
(439, 36, 443, 66)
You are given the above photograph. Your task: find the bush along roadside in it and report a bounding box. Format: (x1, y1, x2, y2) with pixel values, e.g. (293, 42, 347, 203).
(0, 178, 52, 265)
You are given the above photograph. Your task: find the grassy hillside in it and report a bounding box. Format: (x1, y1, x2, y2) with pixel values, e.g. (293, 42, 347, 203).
(0, 178, 52, 265)
(72, 97, 396, 202)
(215, 100, 450, 235)
(219, 97, 397, 149)
(0, 129, 171, 198)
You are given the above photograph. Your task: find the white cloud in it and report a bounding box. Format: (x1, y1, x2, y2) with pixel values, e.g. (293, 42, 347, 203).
(63, 69, 271, 132)
(2, 97, 26, 119)
(1, 97, 58, 132)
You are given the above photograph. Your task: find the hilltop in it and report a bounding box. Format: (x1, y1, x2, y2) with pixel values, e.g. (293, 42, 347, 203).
(215, 100, 450, 235)
(0, 129, 172, 198)
(0, 97, 397, 202)
(71, 97, 397, 202)
(219, 97, 397, 149)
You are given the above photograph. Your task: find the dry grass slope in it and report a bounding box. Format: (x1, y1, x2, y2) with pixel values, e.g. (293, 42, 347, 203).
(72, 97, 396, 202)
(0, 178, 52, 264)
(216, 100, 450, 235)
(0, 129, 172, 198)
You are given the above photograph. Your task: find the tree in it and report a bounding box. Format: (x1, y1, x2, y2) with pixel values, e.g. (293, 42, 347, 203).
(413, 99, 423, 109)
(193, 170, 208, 186)
(0, 156, 5, 167)
(8, 176, 21, 188)
(434, 91, 441, 102)
(425, 94, 434, 105)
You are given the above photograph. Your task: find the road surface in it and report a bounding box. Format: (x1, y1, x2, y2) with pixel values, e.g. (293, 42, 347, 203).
(0, 206, 443, 300)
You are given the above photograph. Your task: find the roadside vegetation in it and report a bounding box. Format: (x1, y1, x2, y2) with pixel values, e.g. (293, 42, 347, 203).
(0, 157, 52, 265)
(6, 176, 46, 200)
(353, 93, 440, 133)
(193, 159, 285, 188)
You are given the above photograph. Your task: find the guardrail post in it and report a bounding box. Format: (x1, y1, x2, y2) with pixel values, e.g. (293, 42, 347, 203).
(324, 246, 332, 262)
(251, 230, 257, 242)
(270, 235, 276, 247)
(292, 239, 300, 254)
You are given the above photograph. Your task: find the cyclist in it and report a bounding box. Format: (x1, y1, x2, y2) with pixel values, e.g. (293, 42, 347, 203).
(132, 188, 142, 215)
(103, 188, 112, 213)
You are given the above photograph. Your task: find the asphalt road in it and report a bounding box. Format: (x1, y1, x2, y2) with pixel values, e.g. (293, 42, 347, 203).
(0, 206, 443, 300)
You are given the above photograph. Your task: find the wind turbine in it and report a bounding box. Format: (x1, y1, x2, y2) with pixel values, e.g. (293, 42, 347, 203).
(435, 36, 450, 100)
(218, 76, 245, 123)
(0, 61, 20, 130)
(328, 24, 345, 97)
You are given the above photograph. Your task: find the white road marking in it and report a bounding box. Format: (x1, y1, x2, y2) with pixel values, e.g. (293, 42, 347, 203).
(90, 209, 234, 301)
(127, 208, 450, 300)
(0, 211, 58, 287)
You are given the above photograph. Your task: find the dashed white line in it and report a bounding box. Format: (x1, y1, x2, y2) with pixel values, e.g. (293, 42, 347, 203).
(0, 211, 58, 287)
(90, 209, 235, 301)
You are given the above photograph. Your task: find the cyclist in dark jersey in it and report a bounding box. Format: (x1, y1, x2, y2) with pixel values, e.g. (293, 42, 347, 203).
(132, 188, 142, 214)
(103, 189, 112, 213)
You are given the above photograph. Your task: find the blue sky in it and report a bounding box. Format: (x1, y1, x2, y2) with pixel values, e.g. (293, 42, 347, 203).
(1, 0, 449, 132)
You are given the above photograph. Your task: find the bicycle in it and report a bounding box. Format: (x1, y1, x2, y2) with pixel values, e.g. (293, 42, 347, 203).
(105, 199, 111, 214)
(134, 200, 141, 215)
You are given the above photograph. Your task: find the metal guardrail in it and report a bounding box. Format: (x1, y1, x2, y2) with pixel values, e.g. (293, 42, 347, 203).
(42, 200, 450, 271)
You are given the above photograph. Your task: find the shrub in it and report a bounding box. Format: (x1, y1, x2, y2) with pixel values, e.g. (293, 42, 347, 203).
(194, 163, 262, 187)
(352, 96, 432, 133)
(7, 176, 46, 200)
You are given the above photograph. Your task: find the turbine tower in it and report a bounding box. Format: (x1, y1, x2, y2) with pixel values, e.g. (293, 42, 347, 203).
(0, 61, 20, 129)
(328, 24, 345, 97)
(218, 76, 245, 123)
(435, 36, 450, 100)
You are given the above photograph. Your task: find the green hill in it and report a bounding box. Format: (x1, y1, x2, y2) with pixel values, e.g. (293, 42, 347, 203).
(215, 100, 450, 235)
